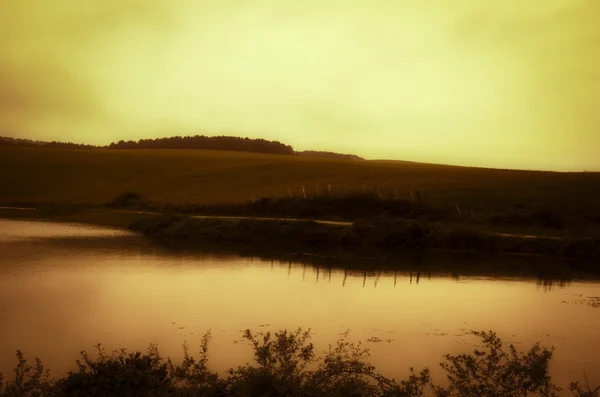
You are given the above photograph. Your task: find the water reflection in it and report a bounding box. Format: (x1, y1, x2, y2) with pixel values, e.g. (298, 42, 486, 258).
(0, 219, 599, 394)
(267, 263, 574, 292)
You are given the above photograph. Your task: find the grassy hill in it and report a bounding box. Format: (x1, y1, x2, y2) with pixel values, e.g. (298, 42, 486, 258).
(1, 146, 600, 220)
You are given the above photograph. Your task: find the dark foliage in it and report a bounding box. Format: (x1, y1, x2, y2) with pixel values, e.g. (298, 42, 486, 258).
(431, 330, 560, 396)
(115, 194, 451, 224)
(488, 210, 567, 230)
(107, 135, 294, 155)
(340, 217, 432, 248)
(108, 192, 144, 208)
(1, 329, 598, 397)
(128, 212, 600, 261)
(0, 137, 95, 149)
(57, 344, 173, 396)
(1, 135, 373, 159)
(297, 150, 364, 161)
(130, 216, 341, 247)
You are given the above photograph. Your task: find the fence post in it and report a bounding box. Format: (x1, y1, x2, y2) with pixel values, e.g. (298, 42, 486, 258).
(316, 183, 320, 196)
(328, 184, 332, 196)
(374, 185, 382, 198)
(302, 185, 307, 199)
(287, 187, 292, 199)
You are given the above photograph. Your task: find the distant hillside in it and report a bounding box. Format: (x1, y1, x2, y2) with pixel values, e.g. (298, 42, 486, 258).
(0, 135, 294, 156)
(297, 150, 364, 161)
(1, 135, 365, 159)
(0, 136, 96, 149)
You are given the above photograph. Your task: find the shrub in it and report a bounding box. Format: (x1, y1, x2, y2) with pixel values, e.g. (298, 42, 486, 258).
(4, 328, 599, 396)
(345, 217, 432, 248)
(431, 330, 560, 397)
(57, 344, 172, 396)
(108, 192, 144, 208)
(487, 210, 566, 230)
(0, 351, 53, 397)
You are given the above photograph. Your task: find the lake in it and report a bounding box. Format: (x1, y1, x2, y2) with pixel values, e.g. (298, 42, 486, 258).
(1, 219, 599, 392)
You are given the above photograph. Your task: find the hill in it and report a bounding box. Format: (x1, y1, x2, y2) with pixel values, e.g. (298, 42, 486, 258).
(1, 135, 362, 159)
(1, 146, 599, 217)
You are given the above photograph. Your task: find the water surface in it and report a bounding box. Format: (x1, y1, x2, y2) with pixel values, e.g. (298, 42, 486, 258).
(1, 219, 599, 391)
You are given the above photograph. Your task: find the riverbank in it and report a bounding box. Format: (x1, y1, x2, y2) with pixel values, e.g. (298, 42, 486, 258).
(1, 205, 599, 267)
(130, 214, 600, 263)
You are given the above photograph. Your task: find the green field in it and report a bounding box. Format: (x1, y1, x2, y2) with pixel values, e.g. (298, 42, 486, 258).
(1, 146, 600, 222)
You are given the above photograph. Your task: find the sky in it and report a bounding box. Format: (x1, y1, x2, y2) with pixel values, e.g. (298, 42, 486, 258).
(1, 0, 598, 171)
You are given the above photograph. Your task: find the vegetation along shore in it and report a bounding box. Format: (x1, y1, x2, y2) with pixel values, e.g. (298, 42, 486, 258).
(2, 327, 600, 396)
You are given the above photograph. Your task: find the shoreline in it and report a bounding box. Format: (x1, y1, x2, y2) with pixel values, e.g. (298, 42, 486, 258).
(1, 206, 599, 270)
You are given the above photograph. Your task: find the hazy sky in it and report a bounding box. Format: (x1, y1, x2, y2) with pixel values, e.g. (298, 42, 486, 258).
(1, 0, 598, 170)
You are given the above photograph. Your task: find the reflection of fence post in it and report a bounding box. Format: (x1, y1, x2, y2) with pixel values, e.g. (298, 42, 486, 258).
(316, 183, 320, 196)
(302, 185, 307, 198)
(456, 204, 461, 215)
(415, 190, 422, 204)
(251, 196, 256, 203)
(410, 190, 415, 202)
(394, 186, 398, 200)
(344, 186, 348, 196)
(328, 184, 332, 196)
(287, 187, 292, 198)
(363, 181, 367, 194)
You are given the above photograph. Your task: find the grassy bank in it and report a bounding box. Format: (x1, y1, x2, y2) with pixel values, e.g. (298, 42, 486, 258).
(2, 204, 599, 265)
(1, 328, 597, 396)
(129, 214, 600, 265)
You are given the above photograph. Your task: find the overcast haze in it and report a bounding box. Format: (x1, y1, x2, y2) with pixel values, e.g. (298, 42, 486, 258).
(1, 0, 598, 171)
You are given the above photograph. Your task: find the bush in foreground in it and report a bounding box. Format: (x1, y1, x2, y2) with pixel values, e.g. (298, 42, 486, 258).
(1, 329, 598, 397)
